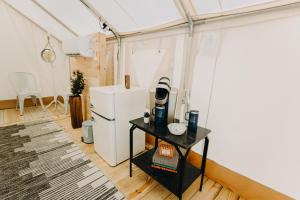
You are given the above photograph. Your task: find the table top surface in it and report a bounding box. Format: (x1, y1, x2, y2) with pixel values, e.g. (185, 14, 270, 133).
(130, 117, 211, 149)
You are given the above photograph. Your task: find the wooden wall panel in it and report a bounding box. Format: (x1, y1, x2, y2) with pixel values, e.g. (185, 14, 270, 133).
(105, 43, 116, 86)
(69, 33, 113, 120)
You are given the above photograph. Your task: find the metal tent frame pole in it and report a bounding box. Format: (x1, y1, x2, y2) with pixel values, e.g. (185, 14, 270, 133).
(177, 0, 195, 103)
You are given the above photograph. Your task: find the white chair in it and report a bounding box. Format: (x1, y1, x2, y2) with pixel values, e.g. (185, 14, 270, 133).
(43, 67, 71, 114)
(9, 72, 45, 115)
(53, 91, 71, 114)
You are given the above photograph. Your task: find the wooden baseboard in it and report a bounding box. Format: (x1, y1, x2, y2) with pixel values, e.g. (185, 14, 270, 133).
(187, 151, 292, 200)
(0, 96, 64, 110)
(146, 135, 292, 200)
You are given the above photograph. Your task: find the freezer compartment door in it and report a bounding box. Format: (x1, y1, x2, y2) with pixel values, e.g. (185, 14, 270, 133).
(92, 112, 117, 166)
(90, 87, 115, 120)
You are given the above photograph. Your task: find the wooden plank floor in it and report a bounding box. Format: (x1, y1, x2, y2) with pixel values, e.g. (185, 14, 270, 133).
(0, 106, 245, 200)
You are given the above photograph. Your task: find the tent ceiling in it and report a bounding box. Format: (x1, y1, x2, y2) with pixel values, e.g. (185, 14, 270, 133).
(3, 0, 293, 40)
(37, 0, 100, 36)
(192, 0, 222, 14)
(221, 0, 272, 10)
(88, 0, 181, 33)
(5, 0, 75, 40)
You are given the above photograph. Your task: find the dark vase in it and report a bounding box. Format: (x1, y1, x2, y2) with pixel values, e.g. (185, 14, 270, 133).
(69, 96, 83, 129)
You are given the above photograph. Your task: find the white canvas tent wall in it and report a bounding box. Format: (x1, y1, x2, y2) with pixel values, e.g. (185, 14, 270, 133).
(0, 1, 69, 100)
(1, 0, 300, 199)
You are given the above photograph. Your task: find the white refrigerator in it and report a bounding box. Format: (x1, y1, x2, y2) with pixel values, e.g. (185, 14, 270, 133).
(90, 85, 146, 166)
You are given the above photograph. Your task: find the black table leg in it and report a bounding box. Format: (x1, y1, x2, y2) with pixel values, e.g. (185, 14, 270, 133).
(200, 137, 209, 191)
(155, 136, 159, 149)
(129, 125, 137, 177)
(178, 158, 185, 200)
(176, 147, 191, 200)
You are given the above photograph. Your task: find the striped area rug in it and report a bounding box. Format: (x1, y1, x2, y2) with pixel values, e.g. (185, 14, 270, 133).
(0, 120, 126, 200)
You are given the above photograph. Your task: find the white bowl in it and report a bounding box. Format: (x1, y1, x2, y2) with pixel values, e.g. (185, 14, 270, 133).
(168, 123, 187, 136)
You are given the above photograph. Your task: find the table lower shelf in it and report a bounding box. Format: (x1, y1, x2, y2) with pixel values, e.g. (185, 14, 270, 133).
(132, 148, 201, 197)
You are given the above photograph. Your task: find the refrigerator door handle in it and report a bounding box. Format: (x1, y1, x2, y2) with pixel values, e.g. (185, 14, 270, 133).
(92, 111, 115, 121)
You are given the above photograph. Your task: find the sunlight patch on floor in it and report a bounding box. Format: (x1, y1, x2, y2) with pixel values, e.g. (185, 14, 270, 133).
(0, 105, 69, 127)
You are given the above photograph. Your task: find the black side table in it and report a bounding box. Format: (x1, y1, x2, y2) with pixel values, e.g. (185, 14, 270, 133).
(129, 118, 211, 200)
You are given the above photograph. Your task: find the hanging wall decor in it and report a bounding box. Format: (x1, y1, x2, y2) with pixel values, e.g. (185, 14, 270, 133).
(41, 35, 56, 63)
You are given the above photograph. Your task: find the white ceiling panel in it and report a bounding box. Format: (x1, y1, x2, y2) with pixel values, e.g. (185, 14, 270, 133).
(88, 0, 136, 32)
(88, 0, 181, 32)
(4, 0, 283, 36)
(4, 0, 75, 40)
(37, 0, 99, 36)
(115, 0, 181, 30)
(220, 0, 273, 11)
(192, 0, 222, 14)
(193, 0, 275, 15)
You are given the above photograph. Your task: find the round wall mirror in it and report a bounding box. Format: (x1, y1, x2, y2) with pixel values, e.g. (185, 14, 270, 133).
(41, 48, 56, 63)
(41, 36, 56, 63)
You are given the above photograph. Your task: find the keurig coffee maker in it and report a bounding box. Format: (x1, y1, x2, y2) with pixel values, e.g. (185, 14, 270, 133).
(151, 77, 178, 126)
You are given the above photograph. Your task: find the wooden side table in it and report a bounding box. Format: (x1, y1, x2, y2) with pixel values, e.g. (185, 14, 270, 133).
(129, 118, 211, 200)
